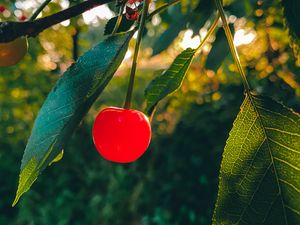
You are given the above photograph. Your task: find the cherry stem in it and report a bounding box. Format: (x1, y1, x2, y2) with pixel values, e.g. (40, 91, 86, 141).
(30, 0, 53, 21)
(214, 0, 251, 93)
(124, 0, 149, 109)
(196, 13, 220, 51)
(147, 0, 179, 20)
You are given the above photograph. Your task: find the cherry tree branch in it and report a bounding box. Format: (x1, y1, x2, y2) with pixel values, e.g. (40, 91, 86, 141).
(0, 0, 114, 43)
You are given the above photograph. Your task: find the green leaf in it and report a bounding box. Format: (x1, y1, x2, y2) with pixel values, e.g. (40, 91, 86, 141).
(151, 0, 214, 56)
(205, 24, 234, 71)
(282, 0, 300, 61)
(189, 0, 215, 34)
(13, 32, 133, 206)
(151, 15, 189, 56)
(145, 48, 196, 115)
(104, 15, 135, 35)
(213, 93, 300, 224)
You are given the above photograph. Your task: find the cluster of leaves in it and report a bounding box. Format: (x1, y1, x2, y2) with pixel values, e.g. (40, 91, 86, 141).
(0, 0, 299, 224)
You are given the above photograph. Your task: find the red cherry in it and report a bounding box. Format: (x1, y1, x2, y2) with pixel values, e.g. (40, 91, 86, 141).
(19, 15, 27, 21)
(125, 6, 139, 21)
(128, 0, 143, 4)
(0, 5, 6, 13)
(128, 0, 137, 4)
(127, 0, 151, 5)
(92, 107, 151, 163)
(126, 11, 139, 20)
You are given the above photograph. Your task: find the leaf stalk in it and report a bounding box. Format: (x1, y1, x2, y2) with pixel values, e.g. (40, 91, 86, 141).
(196, 13, 220, 51)
(214, 0, 251, 93)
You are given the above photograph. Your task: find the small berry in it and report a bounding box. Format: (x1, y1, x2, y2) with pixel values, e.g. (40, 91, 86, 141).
(0, 37, 28, 67)
(126, 10, 139, 20)
(19, 15, 27, 21)
(92, 107, 151, 163)
(128, 0, 142, 4)
(0, 5, 6, 13)
(125, 6, 139, 21)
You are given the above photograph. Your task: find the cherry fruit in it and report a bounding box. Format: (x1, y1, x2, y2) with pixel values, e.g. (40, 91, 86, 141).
(0, 5, 6, 13)
(92, 107, 151, 163)
(0, 37, 28, 67)
(19, 15, 27, 21)
(126, 7, 139, 21)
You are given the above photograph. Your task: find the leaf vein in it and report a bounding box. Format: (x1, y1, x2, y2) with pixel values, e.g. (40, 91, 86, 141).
(265, 127, 300, 137)
(279, 178, 300, 193)
(269, 137, 300, 154)
(274, 157, 300, 171)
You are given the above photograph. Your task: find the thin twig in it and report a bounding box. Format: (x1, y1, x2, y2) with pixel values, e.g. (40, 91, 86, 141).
(196, 13, 220, 51)
(214, 0, 251, 92)
(147, 0, 180, 21)
(124, 1, 150, 109)
(30, 0, 53, 21)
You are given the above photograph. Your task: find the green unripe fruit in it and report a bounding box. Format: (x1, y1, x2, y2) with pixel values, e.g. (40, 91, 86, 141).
(0, 37, 28, 67)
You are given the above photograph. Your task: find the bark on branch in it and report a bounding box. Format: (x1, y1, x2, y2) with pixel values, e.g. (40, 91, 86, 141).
(0, 0, 114, 43)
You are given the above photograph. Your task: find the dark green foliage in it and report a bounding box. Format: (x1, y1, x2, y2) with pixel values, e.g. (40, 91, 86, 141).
(151, 15, 189, 56)
(282, 0, 300, 38)
(189, 0, 215, 34)
(0, 0, 300, 224)
(282, 0, 300, 60)
(1, 73, 299, 224)
(0, 82, 245, 225)
(205, 25, 234, 71)
(141, 86, 245, 225)
(151, 0, 214, 56)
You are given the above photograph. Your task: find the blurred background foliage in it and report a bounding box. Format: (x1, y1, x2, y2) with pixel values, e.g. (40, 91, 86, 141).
(0, 0, 300, 224)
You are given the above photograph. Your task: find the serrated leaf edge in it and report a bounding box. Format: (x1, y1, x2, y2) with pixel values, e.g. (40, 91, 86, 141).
(12, 141, 57, 207)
